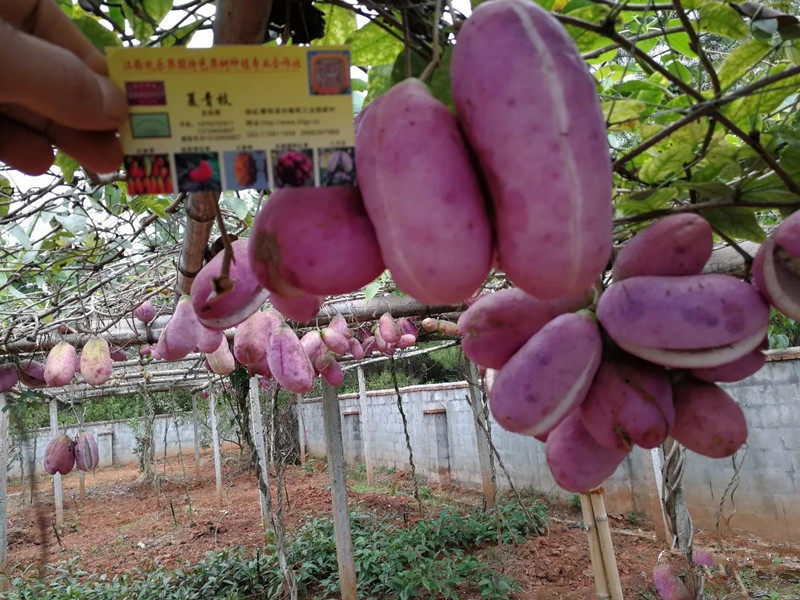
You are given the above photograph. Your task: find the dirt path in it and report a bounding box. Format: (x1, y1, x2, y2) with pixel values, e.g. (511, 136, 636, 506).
(5, 451, 799, 598)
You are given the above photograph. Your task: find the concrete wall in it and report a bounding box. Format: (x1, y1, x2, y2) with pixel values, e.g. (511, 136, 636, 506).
(6, 412, 198, 480)
(298, 356, 800, 544)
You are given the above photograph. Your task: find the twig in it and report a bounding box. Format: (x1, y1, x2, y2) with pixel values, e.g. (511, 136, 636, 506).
(390, 357, 423, 514)
(419, 0, 445, 82)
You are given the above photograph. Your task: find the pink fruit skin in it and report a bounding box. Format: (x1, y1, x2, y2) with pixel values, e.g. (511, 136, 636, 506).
(692, 550, 714, 566)
(361, 336, 376, 356)
(267, 323, 315, 393)
(74, 432, 99, 471)
(19, 361, 47, 388)
(206, 338, 235, 375)
(397, 318, 418, 337)
(80, 337, 113, 386)
(613, 214, 713, 281)
(378, 313, 401, 345)
(249, 187, 385, 296)
(581, 354, 674, 452)
(652, 564, 692, 600)
(0, 365, 18, 392)
(320, 357, 344, 386)
(234, 311, 273, 368)
(752, 217, 800, 321)
(489, 311, 602, 438)
(159, 296, 201, 361)
(300, 330, 324, 366)
(451, 0, 612, 300)
(349, 338, 365, 359)
(597, 274, 769, 350)
(44, 341, 78, 387)
(421, 318, 438, 332)
(109, 347, 126, 362)
(545, 411, 628, 493)
(355, 78, 493, 304)
(44, 435, 75, 476)
(321, 327, 349, 355)
(671, 378, 748, 458)
(133, 300, 156, 323)
(690, 349, 766, 383)
(197, 325, 224, 354)
(269, 292, 322, 322)
(191, 238, 270, 330)
(458, 288, 592, 369)
(396, 333, 417, 349)
(437, 320, 459, 336)
(330, 315, 352, 338)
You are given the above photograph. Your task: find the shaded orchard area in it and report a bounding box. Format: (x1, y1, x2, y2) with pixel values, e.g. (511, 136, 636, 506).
(3, 452, 799, 599)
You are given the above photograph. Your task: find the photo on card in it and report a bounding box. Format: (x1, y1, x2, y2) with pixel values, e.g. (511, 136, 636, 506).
(175, 152, 222, 193)
(124, 154, 173, 195)
(271, 149, 314, 188)
(223, 150, 269, 190)
(318, 147, 356, 186)
(129, 113, 171, 138)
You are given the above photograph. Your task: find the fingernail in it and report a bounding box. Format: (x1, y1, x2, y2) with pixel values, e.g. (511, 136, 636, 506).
(99, 76, 128, 125)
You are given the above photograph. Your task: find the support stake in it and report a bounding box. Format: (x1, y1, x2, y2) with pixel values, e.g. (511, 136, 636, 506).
(49, 399, 64, 528)
(209, 389, 223, 504)
(192, 396, 201, 474)
(248, 377, 270, 528)
(295, 394, 307, 466)
(356, 366, 375, 486)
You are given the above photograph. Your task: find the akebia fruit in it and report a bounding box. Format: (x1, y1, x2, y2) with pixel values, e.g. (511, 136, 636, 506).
(81, 337, 112, 386)
(545, 411, 628, 493)
(19, 360, 47, 388)
(268, 291, 322, 322)
(690, 348, 766, 383)
(234, 311, 275, 369)
(191, 238, 270, 330)
(597, 274, 769, 369)
(752, 210, 800, 321)
(489, 311, 602, 438)
(157, 296, 200, 361)
(580, 354, 674, 452)
(45, 434, 75, 476)
(133, 300, 156, 323)
(355, 78, 493, 304)
(44, 341, 78, 387)
(612, 214, 713, 281)
(197, 324, 225, 354)
(671, 377, 747, 458)
(458, 288, 592, 369)
(321, 327, 349, 356)
(74, 432, 99, 471)
(206, 338, 235, 375)
(451, 0, 612, 300)
(0, 365, 18, 392)
(249, 187, 384, 296)
(267, 323, 315, 393)
(652, 561, 692, 600)
(378, 313, 401, 345)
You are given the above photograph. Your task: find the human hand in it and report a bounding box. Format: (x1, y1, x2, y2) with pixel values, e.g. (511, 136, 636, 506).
(0, 0, 128, 175)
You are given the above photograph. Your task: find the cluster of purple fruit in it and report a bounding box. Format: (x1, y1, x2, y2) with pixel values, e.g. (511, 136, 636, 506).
(44, 431, 99, 476)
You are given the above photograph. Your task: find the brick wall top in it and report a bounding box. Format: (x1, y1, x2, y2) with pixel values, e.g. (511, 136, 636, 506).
(301, 380, 470, 403)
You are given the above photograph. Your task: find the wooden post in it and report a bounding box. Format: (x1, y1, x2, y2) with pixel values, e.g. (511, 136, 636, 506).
(248, 377, 270, 528)
(466, 361, 495, 508)
(579, 493, 610, 600)
(209, 389, 223, 504)
(191, 396, 201, 473)
(321, 380, 358, 599)
(296, 394, 307, 466)
(0, 393, 8, 590)
(590, 491, 624, 600)
(49, 398, 64, 528)
(356, 366, 375, 487)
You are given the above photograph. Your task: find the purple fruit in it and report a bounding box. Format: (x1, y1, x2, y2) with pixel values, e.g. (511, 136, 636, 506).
(690, 349, 766, 383)
(44, 435, 75, 476)
(378, 312, 401, 345)
(74, 432, 99, 471)
(653, 562, 692, 600)
(81, 337, 113, 386)
(269, 291, 322, 322)
(321, 327, 349, 356)
(267, 323, 315, 393)
(157, 295, 200, 361)
(133, 300, 156, 323)
(18, 360, 47, 388)
(0, 365, 18, 392)
(206, 338, 235, 375)
(44, 341, 78, 387)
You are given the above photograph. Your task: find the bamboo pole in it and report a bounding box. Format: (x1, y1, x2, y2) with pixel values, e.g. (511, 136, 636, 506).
(209, 389, 223, 504)
(321, 380, 358, 599)
(356, 366, 375, 486)
(49, 399, 64, 528)
(590, 491, 624, 600)
(579, 493, 610, 600)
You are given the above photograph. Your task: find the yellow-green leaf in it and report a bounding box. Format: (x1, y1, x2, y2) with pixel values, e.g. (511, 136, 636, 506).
(638, 144, 696, 184)
(603, 99, 648, 131)
(717, 38, 773, 90)
(698, 2, 748, 39)
(347, 23, 404, 67)
(700, 206, 766, 242)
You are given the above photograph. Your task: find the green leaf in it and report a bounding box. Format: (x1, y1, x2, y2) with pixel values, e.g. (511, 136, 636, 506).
(697, 1, 748, 39)
(160, 20, 203, 47)
(390, 49, 428, 84)
(221, 191, 250, 221)
(563, 5, 612, 52)
(638, 144, 696, 184)
(72, 16, 121, 51)
(8, 224, 32, 249)
(615, 187, 679, 216)
(364, 64, 393, 105)
(602, 99, 648, 131)
(55, 213, 87, 235)
(700, 206, 766, 242)
(429, 47, 454, 112)
(664, 31, 698, 59)
(313, 4, 357, 46)
(717, 38, 773, 90)
(347, 23, 404, 67)
(54, 151, 79, 182)
(723, 64, 800, 124)
(363, 280, 381, 302)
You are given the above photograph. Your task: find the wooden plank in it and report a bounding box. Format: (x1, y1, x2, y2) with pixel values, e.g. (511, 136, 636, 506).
(209, 389, 223, 504)
(466, 361, 495, 509)
(49, 399, 64, 528)
(248, 377, 269, 528)
(321, 380, 358, 599)
(356, 366, 375, 487)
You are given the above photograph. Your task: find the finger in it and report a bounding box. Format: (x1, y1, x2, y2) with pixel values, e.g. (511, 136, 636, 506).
(48, 125, 124, 174)
(0, 116, 55, 175)
(0, 20, 127, 131)
(1, 0, 107, 74)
